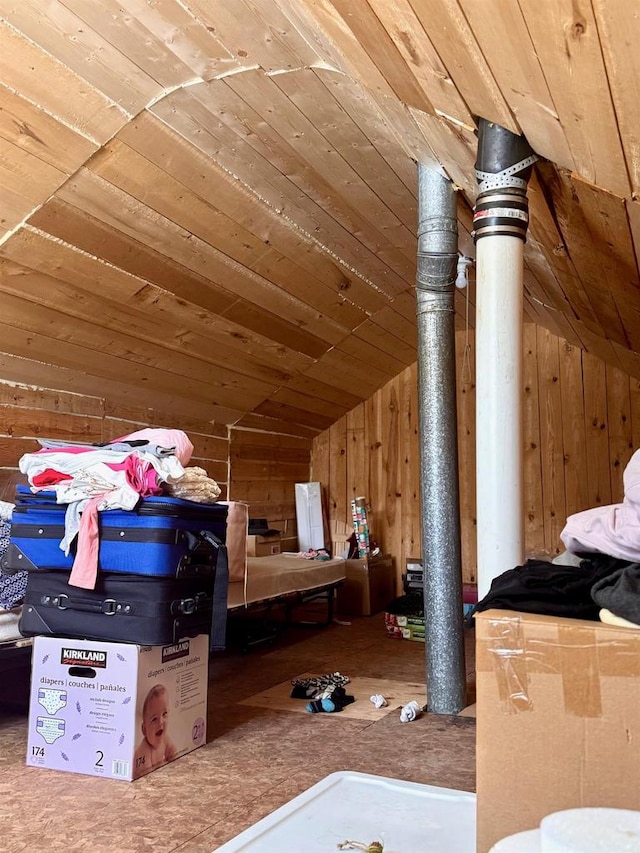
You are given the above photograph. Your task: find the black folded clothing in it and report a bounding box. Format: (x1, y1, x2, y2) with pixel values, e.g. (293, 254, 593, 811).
(591, 562, 640, 625)
(470, 554, 631, 622)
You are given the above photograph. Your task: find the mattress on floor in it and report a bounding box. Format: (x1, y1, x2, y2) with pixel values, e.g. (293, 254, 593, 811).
(228, 553, 345, 609)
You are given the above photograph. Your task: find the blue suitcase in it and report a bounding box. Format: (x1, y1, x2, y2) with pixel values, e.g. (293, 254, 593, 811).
(2, 486, 228, 579)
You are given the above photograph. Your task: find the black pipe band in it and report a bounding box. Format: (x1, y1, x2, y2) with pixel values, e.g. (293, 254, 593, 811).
(473, 188, 529, 242)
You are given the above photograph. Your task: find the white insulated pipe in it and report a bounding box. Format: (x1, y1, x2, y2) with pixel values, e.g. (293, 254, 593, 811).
(475, 236, 525, 599)
(473, 119, 537, 601)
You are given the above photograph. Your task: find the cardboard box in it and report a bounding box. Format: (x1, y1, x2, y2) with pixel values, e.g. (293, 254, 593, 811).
(385, 621, 404, 640)
(476, 610, 640, 852)
(27, 634, 209, 781)
(399, 624, 425, 643)
(337, 555, 395, 616)
(406, 557, 423, 573)
(384, 612, 425, 641)
(246, 534, 281, 557)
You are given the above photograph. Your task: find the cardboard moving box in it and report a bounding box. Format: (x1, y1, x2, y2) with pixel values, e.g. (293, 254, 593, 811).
(337, 555, 395, 616)
(27, 634, 209, 781)
(476, 610, 640, 852)
(246, 534, 281, 557)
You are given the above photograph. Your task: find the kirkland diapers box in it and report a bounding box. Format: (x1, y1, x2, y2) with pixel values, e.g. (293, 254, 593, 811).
(476, 610, 640, 852)
(26, 634, 209, 781)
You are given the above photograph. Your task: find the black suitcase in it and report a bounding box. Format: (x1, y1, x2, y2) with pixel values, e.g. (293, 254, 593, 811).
(19, 538, 229, 649)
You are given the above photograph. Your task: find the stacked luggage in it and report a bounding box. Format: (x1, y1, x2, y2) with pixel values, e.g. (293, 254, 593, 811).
(2, 486, 228, 648)
(2, 488, 228, 648)
(0, 430, 229, 650)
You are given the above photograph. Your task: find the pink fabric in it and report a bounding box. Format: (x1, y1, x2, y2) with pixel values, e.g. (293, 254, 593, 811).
(68, 495, 103, 589)
(65, 458, 160, 588)
(115, 429, 194, 466)
(109, 457, 162, 497)
(561, 448, 640, 561)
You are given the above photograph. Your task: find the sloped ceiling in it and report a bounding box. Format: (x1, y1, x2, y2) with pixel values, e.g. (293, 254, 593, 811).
(0, 0, 639, 435)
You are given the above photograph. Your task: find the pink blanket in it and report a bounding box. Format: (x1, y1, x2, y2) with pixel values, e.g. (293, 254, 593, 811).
(561, 448, 640, 561)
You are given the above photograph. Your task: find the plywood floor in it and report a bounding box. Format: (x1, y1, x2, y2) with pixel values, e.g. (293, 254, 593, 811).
(0, 612, 476, 853)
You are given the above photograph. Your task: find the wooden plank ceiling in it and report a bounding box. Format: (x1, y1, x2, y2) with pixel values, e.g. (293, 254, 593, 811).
(0, 0, 639, 435)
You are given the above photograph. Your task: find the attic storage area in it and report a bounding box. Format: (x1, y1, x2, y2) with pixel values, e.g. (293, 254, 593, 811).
(1, 1, 640, 851)
(0, 0, 639, 557)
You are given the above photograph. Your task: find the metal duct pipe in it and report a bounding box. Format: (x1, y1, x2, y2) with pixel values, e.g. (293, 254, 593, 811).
(473, 119, 538, 600)
(416, 164, 466, 715)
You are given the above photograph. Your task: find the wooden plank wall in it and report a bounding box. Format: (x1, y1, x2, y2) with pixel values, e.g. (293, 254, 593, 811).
(312, 324, 640, 590)
(228, 427, 313, 552)
(0, 383, 230, 500)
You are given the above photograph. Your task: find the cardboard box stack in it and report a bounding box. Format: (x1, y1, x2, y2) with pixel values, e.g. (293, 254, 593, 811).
(385, 608, 426, 643)
(404, 557, 424, 591)
(386, 583, 478, 643)
(403, 558, 478, 606)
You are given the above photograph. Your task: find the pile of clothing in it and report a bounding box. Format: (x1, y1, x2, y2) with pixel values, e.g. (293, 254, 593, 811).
(473, 448, 640, 629)
(290, 672, 355, 714)
(18, 428, 221, 590)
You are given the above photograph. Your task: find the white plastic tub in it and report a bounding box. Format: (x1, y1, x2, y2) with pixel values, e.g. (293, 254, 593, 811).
(214, 770, 476, 852)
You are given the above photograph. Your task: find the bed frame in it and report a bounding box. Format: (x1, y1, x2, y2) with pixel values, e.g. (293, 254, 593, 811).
(226, 553, 346, 650)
